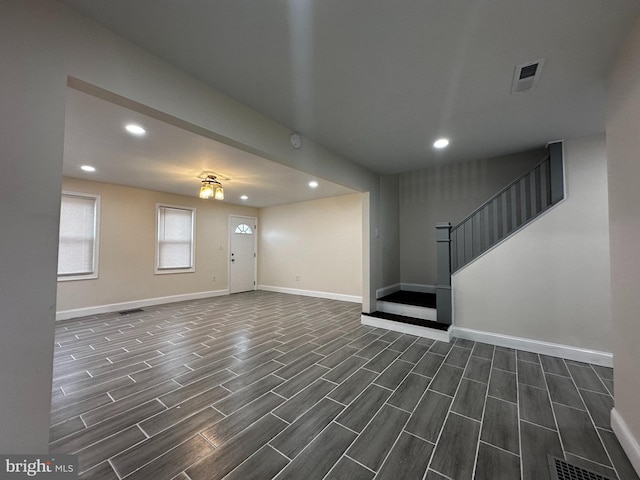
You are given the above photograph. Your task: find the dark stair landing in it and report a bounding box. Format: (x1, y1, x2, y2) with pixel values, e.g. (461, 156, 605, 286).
(378, 290, 437, 309)
(362, 310, 449, 331)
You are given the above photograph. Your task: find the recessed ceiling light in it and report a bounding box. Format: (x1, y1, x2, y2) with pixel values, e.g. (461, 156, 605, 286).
(80, 165, 96, 172)
(125, 124, 146, 136)
(433, 138, 450, 149)
(240, 195, 248, 200)
(308, 181, 319, 188)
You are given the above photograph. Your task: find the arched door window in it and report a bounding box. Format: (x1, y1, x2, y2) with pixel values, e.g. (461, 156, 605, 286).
(234, 223, 253, 234)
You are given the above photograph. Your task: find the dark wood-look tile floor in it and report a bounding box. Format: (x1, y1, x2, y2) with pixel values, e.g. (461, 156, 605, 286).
(50, 292, 638, 480)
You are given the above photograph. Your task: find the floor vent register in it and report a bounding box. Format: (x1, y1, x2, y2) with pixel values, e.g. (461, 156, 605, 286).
(548, 455, 614, 480)
(117, 308, 144, 315)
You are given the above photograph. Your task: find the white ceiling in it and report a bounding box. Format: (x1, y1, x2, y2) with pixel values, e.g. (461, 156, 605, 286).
(59, 0, 640, 181)
(63, 88, 357, 207)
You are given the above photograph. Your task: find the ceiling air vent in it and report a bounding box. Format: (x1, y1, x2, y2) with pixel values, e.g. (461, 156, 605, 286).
(511, 58, 545, 94)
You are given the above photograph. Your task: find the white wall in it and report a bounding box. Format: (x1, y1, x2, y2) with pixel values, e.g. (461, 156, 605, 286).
(452, 135, 612, 354)
(258, 194, 362, 301)
(0, 2, 66, 454)
(606, 16, 640, 473)
(399, 149, 543, 287)
(57, 178, 258, 316)
(0, 0, 380, 452)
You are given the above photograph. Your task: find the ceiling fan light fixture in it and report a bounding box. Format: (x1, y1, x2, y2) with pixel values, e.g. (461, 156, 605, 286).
(199, 183, 213, 199)
(200, 175, 224, 200)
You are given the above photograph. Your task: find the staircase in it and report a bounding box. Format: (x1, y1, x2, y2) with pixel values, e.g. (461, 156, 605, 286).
(361, 291, 451, 342)
(362, 141, 565, 342)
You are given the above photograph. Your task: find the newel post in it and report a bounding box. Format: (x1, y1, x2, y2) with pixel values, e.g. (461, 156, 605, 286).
(548, 141, 565, 205)
(435, 223, 452, 326)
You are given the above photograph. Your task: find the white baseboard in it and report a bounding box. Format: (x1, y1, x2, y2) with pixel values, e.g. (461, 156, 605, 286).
(56, 289, 229, 321)
(258, 285, 362, 304)
(361, 314, 450, 342)
(400, 283, 437, 294)
(376, 301, 438, 321)
(452, 327, 613, 367)
(376, 283, 401, 299)
(611, 408, 640, 477)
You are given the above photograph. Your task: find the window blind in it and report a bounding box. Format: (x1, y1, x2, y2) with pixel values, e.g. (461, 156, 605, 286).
(157, 206, 194, 270)
(58, 194, 97, 276)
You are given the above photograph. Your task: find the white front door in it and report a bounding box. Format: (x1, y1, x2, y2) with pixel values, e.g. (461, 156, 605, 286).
(229, 215, 257, 294)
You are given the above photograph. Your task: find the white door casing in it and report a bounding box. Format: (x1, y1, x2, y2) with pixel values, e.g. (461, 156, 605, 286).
(229, 215, 257, 294)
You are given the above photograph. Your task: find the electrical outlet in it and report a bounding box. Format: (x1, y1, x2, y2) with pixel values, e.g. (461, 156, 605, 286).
(212, 275, 216, 282)
(295, 274, 300, 281)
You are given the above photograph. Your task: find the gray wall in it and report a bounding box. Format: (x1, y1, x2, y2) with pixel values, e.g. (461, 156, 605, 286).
(398, 149, 544, 286)
(379, 175, 401, 291)
(0, 0, 381, 452)
(606, 15, 640, 472)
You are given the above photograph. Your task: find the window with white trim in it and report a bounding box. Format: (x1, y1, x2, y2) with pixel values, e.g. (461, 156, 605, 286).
(156, 205, 195, 273)
(57, 192, 99, 281)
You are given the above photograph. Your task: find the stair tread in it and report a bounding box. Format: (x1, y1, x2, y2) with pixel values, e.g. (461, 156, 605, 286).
(378, 291, 437, 309)
(363, 311, 449, 331)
